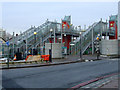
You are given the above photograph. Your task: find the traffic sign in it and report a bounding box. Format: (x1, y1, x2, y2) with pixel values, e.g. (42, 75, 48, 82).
(6, 41, 9, 46)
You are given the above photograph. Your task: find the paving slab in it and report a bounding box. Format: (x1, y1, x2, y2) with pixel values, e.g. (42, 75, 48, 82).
(100, 77, 119, 88)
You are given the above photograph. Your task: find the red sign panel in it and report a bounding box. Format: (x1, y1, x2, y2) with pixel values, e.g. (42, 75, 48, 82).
(62, 21, 70, 29)
(109, 21, 115, 27)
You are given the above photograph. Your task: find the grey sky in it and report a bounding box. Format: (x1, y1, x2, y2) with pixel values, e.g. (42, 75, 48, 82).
(2, 2, 118, 34)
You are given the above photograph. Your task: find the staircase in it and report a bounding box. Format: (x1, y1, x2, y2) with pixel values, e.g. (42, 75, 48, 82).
(69, 21, 107, 55)
(9, 20, 61, 57)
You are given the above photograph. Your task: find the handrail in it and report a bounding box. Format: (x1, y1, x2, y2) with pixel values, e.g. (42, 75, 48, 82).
(70, 21, 103, 55)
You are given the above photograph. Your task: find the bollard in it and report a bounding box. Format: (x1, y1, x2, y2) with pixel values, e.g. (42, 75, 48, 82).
(7, 58, 9, 68)
(49, 49, 52, 62)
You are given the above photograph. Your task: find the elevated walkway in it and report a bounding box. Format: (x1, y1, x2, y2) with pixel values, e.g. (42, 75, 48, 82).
(2, 17, 107, 59)
(8, 19, 79, 58)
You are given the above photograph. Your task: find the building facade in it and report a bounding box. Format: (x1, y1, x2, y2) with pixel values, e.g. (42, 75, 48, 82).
(0, 28, 6, 40)
(118, 1, 120, 39)
(0, 37, 7, 58)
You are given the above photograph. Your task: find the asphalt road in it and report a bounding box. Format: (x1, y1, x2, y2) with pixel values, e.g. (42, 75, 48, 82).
(2, 59, 119, 88)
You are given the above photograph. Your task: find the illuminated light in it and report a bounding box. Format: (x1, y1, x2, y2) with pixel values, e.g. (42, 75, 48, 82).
(63, 24, 65, 27)
(58, 37, 61, 39)
(96, 37, 99, 40)
(80, 32, 82, 35)
(98, 34, 100, 36)
(64, 34, 66, 36)
(110, 23, 113, 26)
(70, 43, 75, 46)
(50, 29, 53, 32)
(74, 37, 76, 39)
(34, 32, 37, 35)
(62, 21, 70, 29)
(102, 36, 105, 39)
(109, 21, 114, 27)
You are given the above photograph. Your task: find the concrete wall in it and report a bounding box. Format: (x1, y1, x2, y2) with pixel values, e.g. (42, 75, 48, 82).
(100, 40, 118, 55)
(45, 43, 62, 58)
(118, 40, 120, 56)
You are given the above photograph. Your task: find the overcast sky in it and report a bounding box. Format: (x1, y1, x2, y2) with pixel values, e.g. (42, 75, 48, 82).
(1, 1, 118, 34)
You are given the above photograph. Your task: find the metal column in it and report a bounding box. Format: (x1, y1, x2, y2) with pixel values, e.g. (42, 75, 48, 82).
(26, 32, 28, 58)
(101, 18, 103, 38)
(106, 20, 108, 37)
(54, 27, 56, 43)
(13, 32, 15, 58)
(92, 25, 94, 55)
(61, 21, 63, 58)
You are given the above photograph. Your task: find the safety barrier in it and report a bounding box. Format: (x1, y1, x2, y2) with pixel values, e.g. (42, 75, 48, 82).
(41, 55, 50, 61)
(25, 55, 42, 62)
(25, 55, 33, 61)
(25, 55, 50, 61)
(1, 55, 50, 65)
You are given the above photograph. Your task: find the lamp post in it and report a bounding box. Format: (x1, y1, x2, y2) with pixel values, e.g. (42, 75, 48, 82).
(50, 29, 53, 62)
(64, 34, 67, 57)
(100, 18, 103, 38)
(78, 25, 82, 60)
(96, 34, 100, 59)
(79, 32, 82, 60)
(12, 32, 15, 58)
(92, 25, 94, 55)
(7, 45, 9, 68)
(26, 33, 28, 58)
(34, 31, 37, 55)
(61, 21, 63, 59)
(6, 41, 10, 68)
(106, 19, 108, 37)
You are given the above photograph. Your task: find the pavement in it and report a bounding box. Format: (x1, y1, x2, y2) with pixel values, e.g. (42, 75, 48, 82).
(100, 77, 119, 89)
(0, 54, 109, 69)
(79, 73, 120, 89)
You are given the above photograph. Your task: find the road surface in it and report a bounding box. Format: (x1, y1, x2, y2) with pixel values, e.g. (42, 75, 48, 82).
(2, 59, 119, 88)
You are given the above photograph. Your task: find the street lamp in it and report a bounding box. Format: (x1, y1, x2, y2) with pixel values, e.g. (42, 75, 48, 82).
(64, 34, 67, 57)
(92, 25, 94, 55)
(33, 31, 37, 55)
(78, 25, 83, 60)
(50, 29, 53, 62)
(79, 31, 82, 60)
(34, 31, 37, 46)
(34, 32, 37, 35)
(96, 34, 100, 59)
(100, 18, 103, 38)
(61, 24, 63, 59)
